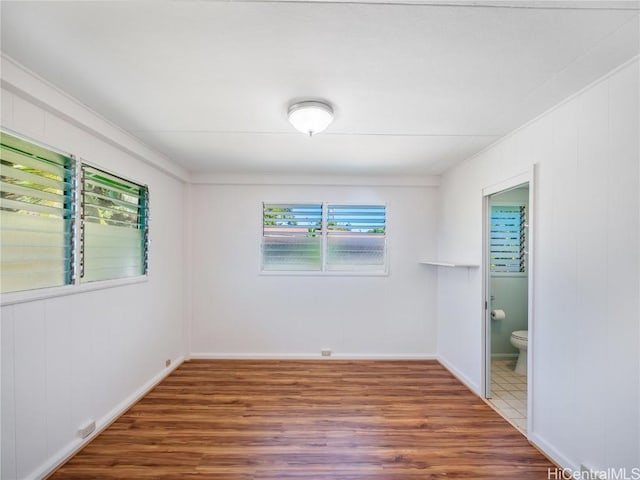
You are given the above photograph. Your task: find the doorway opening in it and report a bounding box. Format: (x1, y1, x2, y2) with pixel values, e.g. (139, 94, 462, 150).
(484, 180, 532, 435)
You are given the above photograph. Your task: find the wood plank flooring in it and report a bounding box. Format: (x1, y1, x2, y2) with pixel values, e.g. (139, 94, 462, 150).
(50, 360, 554, 479)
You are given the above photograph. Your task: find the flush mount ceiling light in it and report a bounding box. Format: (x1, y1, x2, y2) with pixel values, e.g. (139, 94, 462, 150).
(287, 100, 334, 137)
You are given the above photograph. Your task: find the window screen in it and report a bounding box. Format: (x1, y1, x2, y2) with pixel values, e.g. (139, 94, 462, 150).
(490, 205, 526, 273)
(262, 204, 322, 271)
(0, 132, 75, 293)
(326, 204, 386, 271)
(81, 165, 149, 282)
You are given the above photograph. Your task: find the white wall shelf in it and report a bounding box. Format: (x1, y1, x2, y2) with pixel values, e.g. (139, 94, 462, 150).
(419, 260, 480, 268)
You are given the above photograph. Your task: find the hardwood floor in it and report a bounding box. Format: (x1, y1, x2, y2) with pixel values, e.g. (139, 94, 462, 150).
(50, 360, 554, 479)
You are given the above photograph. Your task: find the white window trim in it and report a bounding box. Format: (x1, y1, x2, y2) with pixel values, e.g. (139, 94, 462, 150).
(0, 275, 149, 306)
(259, 201, 389, 277)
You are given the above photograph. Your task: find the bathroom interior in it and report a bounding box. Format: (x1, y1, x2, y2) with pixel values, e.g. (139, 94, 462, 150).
(487, 184, 529, 433)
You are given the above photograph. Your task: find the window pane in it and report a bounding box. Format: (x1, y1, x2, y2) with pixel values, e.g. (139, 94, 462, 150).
(81, 165, 148, 282)
(326, 204, 386, 272)
(262, 204, 322, 271)
(82, 222, 145, 282)
(0, 132, 74, 293)
(262, 234, 322, 271)
(327, 235, 386, 271)
(490, 205, 526, 273)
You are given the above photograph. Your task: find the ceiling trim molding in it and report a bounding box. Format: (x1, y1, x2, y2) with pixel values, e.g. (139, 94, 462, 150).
(190, 173, 440, 187)
(0, 53, 190, 183)
(203, 0, 640, 11)
(130, 129, 499, 137)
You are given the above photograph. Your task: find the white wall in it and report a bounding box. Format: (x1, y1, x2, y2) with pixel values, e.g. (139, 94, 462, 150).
(437, 59, 639, 470)
(189, 183, 438, 358)
(0, 62, 188, 479)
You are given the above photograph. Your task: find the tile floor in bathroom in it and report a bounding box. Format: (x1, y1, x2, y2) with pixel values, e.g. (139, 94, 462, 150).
(489, 358, 528, 433)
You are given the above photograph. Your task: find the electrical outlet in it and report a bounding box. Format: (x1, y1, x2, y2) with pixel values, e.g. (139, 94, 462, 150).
(321, 349, 332, 357)
(165, 359, 171, 367)
(77, 420, 96, 439)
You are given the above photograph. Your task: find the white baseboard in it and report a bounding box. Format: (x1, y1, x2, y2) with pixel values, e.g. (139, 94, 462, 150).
(336, 353, 437, 360)
(436, 355, 481, 395)
(189, 352, 438, 360)
(528, 432, 575, 471)
(436, 356, 576, 472)
(30, 355, 185, 480)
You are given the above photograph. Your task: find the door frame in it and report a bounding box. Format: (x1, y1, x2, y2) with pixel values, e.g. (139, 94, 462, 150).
(481, 166, 536, 435)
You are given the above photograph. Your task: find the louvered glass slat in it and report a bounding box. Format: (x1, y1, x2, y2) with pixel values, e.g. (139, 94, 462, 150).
(0, 197, 68, 217)
(262, 235, 321, 271)
(1, 163, 69, 191)
(1, 268, 69, 293)
(263, 204, 322, 231)
(326, 204, 386, 272)
(83, 203, 139, 225)
(81, 166, 148, 283)
(262, 203, 322, 271)
(327, 204, 386, 233)
(492, 228, 521, 232)
(81, 265, 143, 282)
(84, 190, 140, 210)
(83, 216, 140, 229)
(0, 146, 68, 178)
(82, 220, 145, 282)
(0, 132, 74, 294)
(84, 179, 138, 198)
(83, 168, 142, 195)
(0, 180, 67, 204)
(327, 235, 385, 271)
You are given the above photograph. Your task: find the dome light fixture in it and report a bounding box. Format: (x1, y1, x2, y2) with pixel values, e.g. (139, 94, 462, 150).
(287, 100, 334, 137)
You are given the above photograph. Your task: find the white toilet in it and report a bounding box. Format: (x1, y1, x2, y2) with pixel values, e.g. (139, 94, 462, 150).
(510, 330, 528, 375)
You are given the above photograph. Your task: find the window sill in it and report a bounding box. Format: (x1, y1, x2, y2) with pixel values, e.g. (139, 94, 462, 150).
(419, 260, 479, 268)
(0, 275, 149, 307)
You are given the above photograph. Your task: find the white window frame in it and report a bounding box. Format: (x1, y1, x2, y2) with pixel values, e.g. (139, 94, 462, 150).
(0, 130, 149, 306)
(260, 201, 389, 276)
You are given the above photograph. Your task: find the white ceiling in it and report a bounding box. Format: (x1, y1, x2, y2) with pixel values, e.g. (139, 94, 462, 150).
(1, 1, 638, 176)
